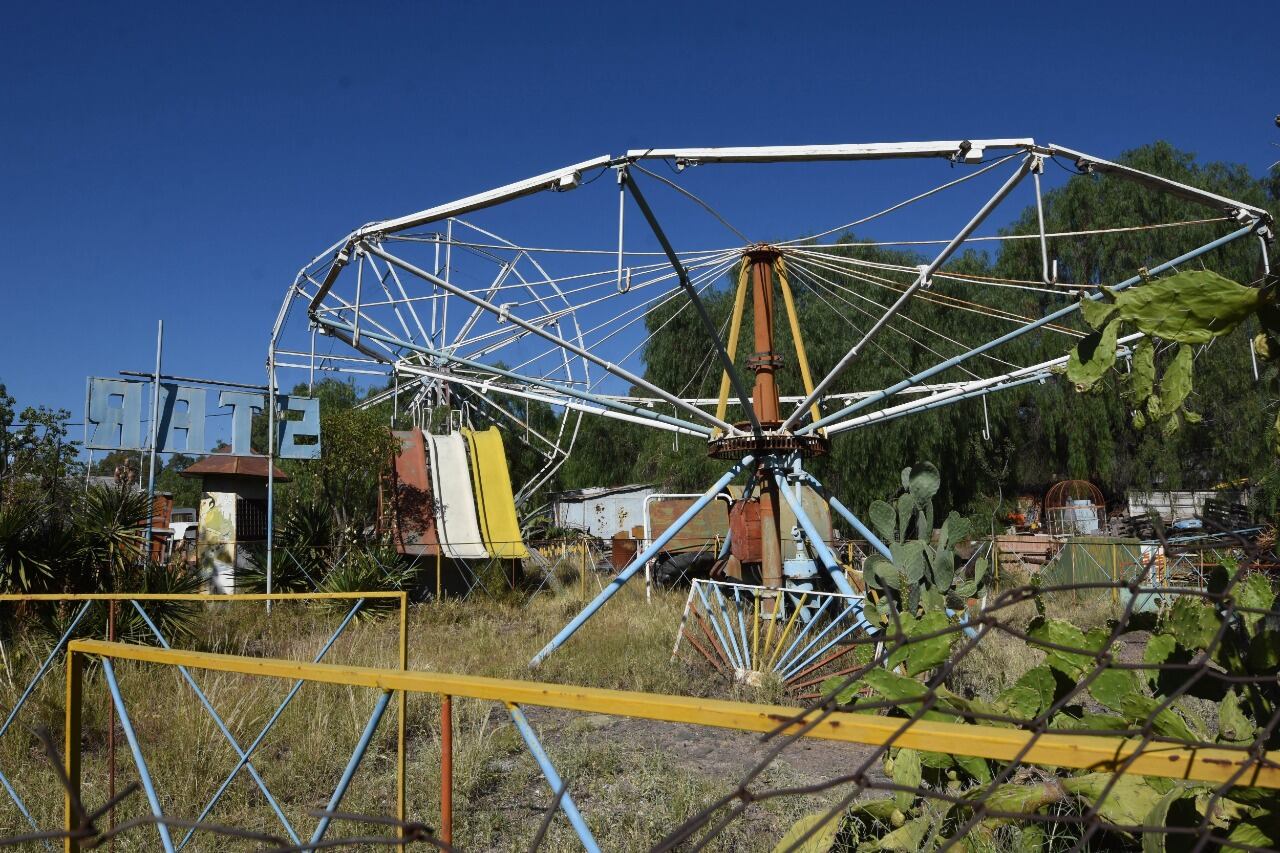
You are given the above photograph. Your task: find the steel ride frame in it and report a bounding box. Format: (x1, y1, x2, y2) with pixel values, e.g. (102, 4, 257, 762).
(268, 138, 1274, 671)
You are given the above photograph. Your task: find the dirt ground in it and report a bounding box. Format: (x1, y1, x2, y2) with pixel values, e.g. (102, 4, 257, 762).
(526, 707, 887, 790)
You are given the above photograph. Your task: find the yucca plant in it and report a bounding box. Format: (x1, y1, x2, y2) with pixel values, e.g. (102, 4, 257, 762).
(0, 498, 54, 593)
(73, 483, 151, 591)
(318, 546, 415, 619)
(115, 560, 205, 643)
(236, 498, 334, 592)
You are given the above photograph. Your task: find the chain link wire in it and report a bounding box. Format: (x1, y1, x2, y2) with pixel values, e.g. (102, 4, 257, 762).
(4, 529, 1277, 850)
(655, 523, 1280, 852)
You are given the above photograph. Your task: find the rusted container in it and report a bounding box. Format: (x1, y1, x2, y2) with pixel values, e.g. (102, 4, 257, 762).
(648, 497, 730, 555)
(611, 532, 639, 570)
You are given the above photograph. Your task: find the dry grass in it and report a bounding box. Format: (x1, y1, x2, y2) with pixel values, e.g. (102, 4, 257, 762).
(1, 578, 1143, 850)
(0, 583, 817, 851)
(946, 584, 1131, 703)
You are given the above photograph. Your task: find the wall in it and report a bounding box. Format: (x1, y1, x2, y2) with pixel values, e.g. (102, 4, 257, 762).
(554, 487, 655, 539)
(197, 489, 237, 593)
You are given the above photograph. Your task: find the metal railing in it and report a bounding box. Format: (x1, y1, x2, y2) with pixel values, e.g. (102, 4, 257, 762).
(57, 636, 1280, 851)
(0, 592, 408, 851)
(671, 579, 875, 693)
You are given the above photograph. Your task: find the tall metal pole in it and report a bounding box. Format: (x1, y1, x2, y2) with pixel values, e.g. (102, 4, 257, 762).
(746, 250, 784, 594)
(267, 339, 275, 610)
(143, 321, 163, 559)
(106, 602, 116, 851)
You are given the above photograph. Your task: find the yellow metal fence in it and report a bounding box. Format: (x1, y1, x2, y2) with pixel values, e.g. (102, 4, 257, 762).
(57, 636, 1280, 849)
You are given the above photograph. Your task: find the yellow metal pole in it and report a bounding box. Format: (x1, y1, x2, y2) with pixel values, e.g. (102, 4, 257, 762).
(440, 694, 453, 844)
(767, 592, 809, 669)
(64, 647, 83, 853)
(397, 592, 408, 833)
(775, 257, 822, 428)
(713, 262, 752, 436)
(436, 550, 443, 601)
(70, 638, 1280, 789)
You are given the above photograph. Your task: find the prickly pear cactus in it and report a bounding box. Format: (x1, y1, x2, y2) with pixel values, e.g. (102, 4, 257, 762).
(863, 462, 987, 615)
(795, 559, 1280, 852)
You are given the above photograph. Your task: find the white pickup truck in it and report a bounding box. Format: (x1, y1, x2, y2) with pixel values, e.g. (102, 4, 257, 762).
(169, 508, 198, 541)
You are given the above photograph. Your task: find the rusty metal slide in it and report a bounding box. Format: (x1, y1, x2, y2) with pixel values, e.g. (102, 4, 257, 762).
(387, 430, 441, 556)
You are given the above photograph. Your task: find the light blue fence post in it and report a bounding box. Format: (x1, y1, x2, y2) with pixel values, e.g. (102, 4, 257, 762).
(102, 658, 176, 853)
(508, 704, 601, 852)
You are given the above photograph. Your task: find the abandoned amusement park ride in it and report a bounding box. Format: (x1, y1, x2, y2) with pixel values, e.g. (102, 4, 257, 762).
(267, 138, 1274, 685)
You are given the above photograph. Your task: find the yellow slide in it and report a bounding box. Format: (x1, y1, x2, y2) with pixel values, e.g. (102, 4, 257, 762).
(462, 427, 530, 559)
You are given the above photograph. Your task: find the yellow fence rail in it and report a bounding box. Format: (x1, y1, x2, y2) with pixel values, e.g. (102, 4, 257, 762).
(61, 637, 1280, 847)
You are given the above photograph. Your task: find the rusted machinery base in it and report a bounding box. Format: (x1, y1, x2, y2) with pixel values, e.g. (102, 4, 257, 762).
(707, 430, 829, 460)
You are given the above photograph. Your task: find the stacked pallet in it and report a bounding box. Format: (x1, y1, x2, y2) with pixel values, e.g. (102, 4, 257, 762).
(992, 534, 1060, 577)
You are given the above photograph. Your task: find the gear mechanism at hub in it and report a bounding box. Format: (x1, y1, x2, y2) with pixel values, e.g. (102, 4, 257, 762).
(268, 138, 1273, 667)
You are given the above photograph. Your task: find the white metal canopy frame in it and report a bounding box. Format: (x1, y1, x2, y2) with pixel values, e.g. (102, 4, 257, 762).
(268, 138, 1274, 663)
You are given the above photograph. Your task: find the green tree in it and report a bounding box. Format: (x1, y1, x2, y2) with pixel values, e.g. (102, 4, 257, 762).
(154, 453, 201, 509)
(279, 405, 399, 539)
(3, 404, 82, 508)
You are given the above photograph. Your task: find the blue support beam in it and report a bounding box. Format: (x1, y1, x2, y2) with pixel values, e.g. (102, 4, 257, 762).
(180, 598, 366, 849)
(773, 595, 837, 672)
(531, 456, 754, 666)
(0, 601, 92, 740)
(696, 582, 742, 671)
(771, 467, 862, 601)
(0, 604, 92, 839)
(310, 690, 393, 846)
(781, 610, 875, 681)
(793, 470, 893, 561)
(130, 602, 299, 845)
(0, 600, 91, 849)
(508, 704, 601, 853)
(102, 659, 176, 853)
(732, 586, 752, 671)
(0, 772, 47, 851)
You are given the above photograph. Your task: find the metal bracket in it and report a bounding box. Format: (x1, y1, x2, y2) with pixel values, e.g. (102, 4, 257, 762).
(917, 264, 933, 289)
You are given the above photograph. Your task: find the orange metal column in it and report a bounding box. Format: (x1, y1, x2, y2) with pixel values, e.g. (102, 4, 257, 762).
(441, 695, 453, 844)
(747, 250, 784, 592)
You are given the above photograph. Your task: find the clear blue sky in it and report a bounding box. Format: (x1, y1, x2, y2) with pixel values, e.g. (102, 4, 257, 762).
(2, 0, 1276, 442)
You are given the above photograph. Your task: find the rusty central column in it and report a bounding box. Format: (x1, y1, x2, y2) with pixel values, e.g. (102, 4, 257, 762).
(749, 250, 781, 427)
(745, 247, 784, 591)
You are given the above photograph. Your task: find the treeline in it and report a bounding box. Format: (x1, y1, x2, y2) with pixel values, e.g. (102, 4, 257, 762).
(559, 143, 1280, 519)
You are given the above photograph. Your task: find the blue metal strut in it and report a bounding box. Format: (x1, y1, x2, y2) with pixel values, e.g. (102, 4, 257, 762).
(508, 704, 601, 853)
(530, 456, 754, 666)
